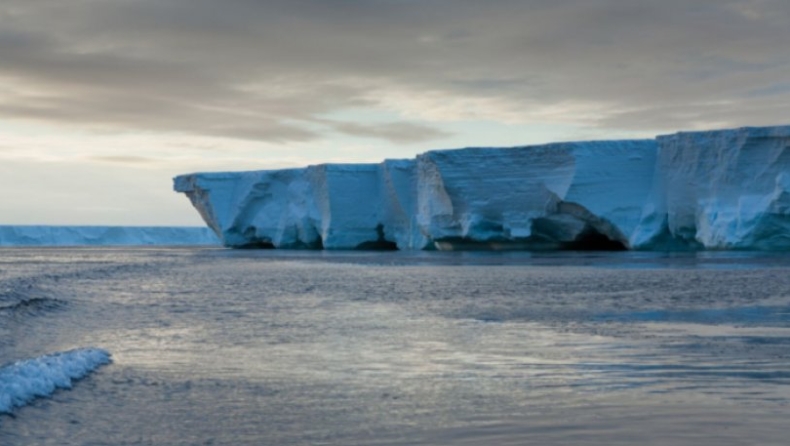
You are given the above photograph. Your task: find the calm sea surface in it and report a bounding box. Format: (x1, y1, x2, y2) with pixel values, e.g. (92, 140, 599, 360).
(1, 248, 789, 445)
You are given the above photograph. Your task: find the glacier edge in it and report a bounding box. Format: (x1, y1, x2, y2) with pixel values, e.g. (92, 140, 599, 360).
(174, 125, 790, 251)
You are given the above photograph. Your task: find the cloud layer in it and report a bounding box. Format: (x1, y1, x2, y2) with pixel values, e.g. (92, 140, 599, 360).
(2, 0, 790, 146)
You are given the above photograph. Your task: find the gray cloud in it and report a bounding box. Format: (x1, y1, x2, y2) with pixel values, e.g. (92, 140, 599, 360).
(1, 0, 789, 144)
(89, 155, 159, 165)
(327, 120, 453, 144)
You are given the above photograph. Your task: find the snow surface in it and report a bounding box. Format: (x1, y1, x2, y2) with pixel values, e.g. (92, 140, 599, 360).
(0, 226, 220, 246)
(0, 348, 111, 414)
(174, 125, 790, 251)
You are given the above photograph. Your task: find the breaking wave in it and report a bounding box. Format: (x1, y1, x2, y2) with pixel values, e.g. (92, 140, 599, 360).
(0, 348, 112, 414)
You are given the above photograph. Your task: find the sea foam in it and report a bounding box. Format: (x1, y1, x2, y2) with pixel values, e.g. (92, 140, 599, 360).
(0, 348, 111, 414)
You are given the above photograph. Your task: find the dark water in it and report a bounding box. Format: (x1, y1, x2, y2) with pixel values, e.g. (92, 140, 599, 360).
(1, 248, 789, 445)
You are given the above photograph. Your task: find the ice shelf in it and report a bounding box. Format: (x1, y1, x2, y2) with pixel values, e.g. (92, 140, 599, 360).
(174, 126, 790, 251)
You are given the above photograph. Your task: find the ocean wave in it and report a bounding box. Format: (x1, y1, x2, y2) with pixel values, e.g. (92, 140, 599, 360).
(0, 297, 67, 316)
(0, 348, 112, 414)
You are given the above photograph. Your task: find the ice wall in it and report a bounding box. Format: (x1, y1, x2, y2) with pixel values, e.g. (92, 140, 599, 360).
(174, 125, 790, 251)
(417, 141, 656, 250)
(175, 140, 657, 250)
(0, 226, 220, 246)
(633, 126, 790, 250)
(174, 165, 414, 249)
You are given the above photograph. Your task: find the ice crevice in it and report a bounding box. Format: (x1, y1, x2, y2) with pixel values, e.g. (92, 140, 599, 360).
(174, 125, 790, 251)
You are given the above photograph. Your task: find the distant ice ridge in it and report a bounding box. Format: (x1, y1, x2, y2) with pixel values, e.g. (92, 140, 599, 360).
(174, 125, 790, 251)
(0, 226, 220, 246)
(0, 348, 111, 414)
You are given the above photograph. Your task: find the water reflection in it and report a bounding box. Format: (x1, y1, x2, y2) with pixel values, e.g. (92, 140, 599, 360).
(202, 247, 790, 270)
(1, 247, 789, 445)
(597, 306, 790, 324)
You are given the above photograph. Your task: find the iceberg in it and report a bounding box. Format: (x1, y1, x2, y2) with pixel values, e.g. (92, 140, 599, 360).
(632, 126, 790, 250)
(0, 348, 111, 414)
(174, 125, 790, 251)
(0, 226, 220, 247)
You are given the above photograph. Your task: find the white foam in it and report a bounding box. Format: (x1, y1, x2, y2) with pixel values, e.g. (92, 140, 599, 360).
(0, 348, 111, 414)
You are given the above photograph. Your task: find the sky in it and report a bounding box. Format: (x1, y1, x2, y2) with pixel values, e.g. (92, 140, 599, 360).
(1, 0, 789, 226)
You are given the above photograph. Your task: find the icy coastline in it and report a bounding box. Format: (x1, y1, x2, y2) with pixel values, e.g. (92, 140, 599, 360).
(174, 125, 790, 251)
(0, 226, 220, 246)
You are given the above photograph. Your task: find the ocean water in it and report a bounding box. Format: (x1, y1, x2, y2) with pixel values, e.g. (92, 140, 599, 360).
(1, 248, 789, 445)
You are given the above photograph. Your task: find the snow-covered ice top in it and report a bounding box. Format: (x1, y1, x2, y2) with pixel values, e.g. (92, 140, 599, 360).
(0, 226, 220, 246)
(0, 348, 111, 414)
(174, 125, 790, 251)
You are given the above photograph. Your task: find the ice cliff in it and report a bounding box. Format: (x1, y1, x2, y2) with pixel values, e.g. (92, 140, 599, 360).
(632, 126, 790, 250)
(174, 126, 790, 251)
(0, 226, 220, 246)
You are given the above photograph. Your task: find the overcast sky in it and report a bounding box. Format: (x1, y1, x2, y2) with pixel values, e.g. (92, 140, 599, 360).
(2, 0, 789, 225)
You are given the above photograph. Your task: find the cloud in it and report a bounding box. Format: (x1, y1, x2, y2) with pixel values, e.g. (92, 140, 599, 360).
(88, 155, 159, 165)
(1, 0, 789, 145)
(327, 120, 453, 144)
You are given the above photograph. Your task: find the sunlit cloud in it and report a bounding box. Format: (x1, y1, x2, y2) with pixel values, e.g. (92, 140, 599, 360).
(88, 155, 159, 165)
